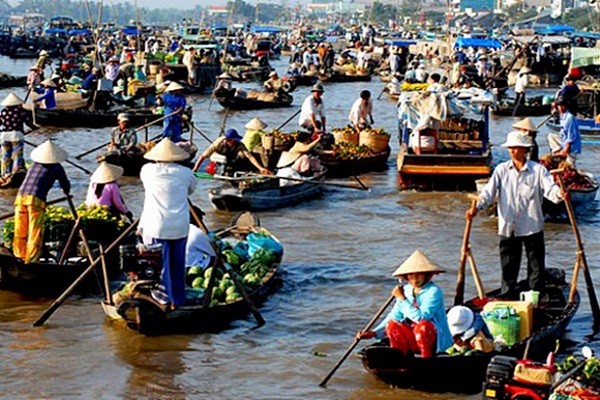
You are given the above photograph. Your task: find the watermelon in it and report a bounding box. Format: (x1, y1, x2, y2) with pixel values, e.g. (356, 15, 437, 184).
(191, 277, 204, 289)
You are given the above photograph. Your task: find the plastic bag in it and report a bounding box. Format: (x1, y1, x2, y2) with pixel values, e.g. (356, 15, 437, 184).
(246, 232, 283, 258)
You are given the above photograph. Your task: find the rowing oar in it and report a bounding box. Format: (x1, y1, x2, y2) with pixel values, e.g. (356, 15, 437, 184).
(0, 195, 71, 221)
(551, 169, 600, 326)
(454, 198, 478, 306)
(319, 294, 395, 387)
(275, 108, 302, 131)
(215, 173, 369, 191)
(33, 218, 140, 327)
(74, 109, 183, 160)
(23, 139, 91, 175)
(187, 200, 266, 326)
(376, 83, 387, 100)
(188, 122, 213, 144)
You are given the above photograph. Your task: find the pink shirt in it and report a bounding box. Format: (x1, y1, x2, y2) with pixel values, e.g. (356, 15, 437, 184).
(85, 182, 128, 215)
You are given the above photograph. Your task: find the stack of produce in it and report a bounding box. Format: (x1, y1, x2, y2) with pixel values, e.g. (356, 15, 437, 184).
(332, 127, 359, 146)
(553, 355, 600, 399)
(401, 82, 430, 92)
(539, 155, 596, 190)
(328, 141, 375, 161)
(269, 130, 302, 150)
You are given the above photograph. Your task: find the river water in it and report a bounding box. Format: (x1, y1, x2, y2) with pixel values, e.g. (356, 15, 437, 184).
(0, 56, 599, 399)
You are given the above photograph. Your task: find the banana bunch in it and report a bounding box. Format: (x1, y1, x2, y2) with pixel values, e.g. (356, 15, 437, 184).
(401, 82, 430, 92)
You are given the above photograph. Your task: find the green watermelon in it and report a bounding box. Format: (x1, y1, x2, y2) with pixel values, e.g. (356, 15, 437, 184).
(191, 277, 204, 288)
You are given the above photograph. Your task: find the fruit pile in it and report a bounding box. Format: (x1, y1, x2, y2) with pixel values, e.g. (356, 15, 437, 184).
(269, 130, 303, 149)
(539, 155, 596, 190)
(557, 354, 600, 390)
(400, 82, 430, 92)
(360, 127, 389, 137)
(328, 141, 375, 161)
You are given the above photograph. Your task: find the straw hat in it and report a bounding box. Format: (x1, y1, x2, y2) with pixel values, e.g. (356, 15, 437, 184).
(392, 250, 446, 276)
(39, 50, 48, 56)
(1, 92, 23, 107)
(512, 118, 536, 132)
(91, 162, 124, 184)
(165, 81, 184, 92)
(447, 306, 475, 337)
(245, 117, 268, 131)
(218, 72, 231, 79)
(143, 138, 189, 162)
(519, 66, 531, 74)
(41, 79, 56, 88)
(501, 131, 532, 148)
(30, 140, 68, 164)
(269, 71, 278, 77)
(117, 113, 129, 122)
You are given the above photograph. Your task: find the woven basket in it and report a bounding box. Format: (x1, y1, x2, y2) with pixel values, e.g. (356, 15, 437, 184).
(359, 131, 390, 152)
(332, 130, 359, 145)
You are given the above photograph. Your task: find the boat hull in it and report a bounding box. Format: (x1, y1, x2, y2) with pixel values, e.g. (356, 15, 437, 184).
(30, 107, 168, 128)
(320, 147, 391, 178)
(215, 94, 293, 110)
(318, 73, 371, 83)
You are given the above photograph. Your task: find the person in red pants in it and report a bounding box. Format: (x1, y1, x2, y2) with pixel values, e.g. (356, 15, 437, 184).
(357, 250, 453, 357)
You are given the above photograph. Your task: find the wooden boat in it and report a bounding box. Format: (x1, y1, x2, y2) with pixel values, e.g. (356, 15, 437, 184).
(100, 144, 198, 177)
(493, 95, 552, 117)
(359, 268, 579, 394)
(100, 214, 284, 335)
(0, 169, 26, 190)
(320, 147, 391, 178)
(208, 171, 326, 211)
(543, 180, 599, 219)
(547, 116, 600, 143)
(215, 91, 293, 110)
(318, 72, 371, 83)
(290, 74, 318, 87)
(0, 73, 27, 88)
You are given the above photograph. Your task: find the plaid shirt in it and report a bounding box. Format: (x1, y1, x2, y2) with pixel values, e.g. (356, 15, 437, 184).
(17, 162, 70, 202)
(111, 126, 137, 150)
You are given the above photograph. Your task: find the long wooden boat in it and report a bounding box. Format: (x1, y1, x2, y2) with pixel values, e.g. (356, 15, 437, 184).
(208, 171, 326, 211)
(291, 74, 318, 86)
(320, 147, 391, 178)
(547, 116, 600, 143)
(493, 96, 552, 117)
(215, 92, 293, 110)
(318, 72, 371, 83)
(100, 145, 198, 177)
(359, 268, 579, 394)
(0, 169, 26, 190)
(0, 74, 27, 88)
(543, 180, 599, 219)
(101, 216, 283, 335)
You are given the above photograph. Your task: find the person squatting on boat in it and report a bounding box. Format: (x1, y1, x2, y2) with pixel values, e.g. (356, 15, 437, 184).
(446, 305, 494, 353)
(348, 90, 374, 130)
(466, 131, 565, 299)
(138, 138, 196, 310)
(161, 82, 187, 143)
(356, 250, 453, 358)
(108, 113, 139, 154)
(85, 162, 132, 221)
(548, 96, 582, 167)
(0, 93, 35, 182)
(33, 79, 57, 110)
(14, 141, 70, 263)
(299, 84, 326, 133)
(276, 132, 325, 183)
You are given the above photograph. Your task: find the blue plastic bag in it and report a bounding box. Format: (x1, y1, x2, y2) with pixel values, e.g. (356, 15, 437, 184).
(246, 232, 283, 258)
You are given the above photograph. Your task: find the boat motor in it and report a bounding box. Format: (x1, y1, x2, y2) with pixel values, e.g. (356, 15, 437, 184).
(119, 244, 162, 281)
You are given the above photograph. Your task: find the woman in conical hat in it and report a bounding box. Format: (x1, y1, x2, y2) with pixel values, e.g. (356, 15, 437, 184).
(85, 162, 131, 219)
(512, 117, 539, 161)
(161, 80, 187, 143)
(241, 117, 268, 152)
(357, 250, 453, 358)
(0, 92, 35, 181)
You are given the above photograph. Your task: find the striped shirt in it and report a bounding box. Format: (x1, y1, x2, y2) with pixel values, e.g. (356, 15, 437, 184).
(17, 162, 70, 202)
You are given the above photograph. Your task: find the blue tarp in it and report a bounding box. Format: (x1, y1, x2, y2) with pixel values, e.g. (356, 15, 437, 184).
(454, 37, 502, 49)
(570, 31, 600, 40)
(122, 27, 141, 35)
(384, 39, 417, 47)
(45, 28, 66, 35)
(534, 25, 575, 34)
(251, 26, 284, 33)
(50, 15, 73, 22)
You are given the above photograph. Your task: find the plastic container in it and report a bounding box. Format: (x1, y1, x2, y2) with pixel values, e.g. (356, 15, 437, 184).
(484, 300, 533, 341)
(483, 307, 521, 346)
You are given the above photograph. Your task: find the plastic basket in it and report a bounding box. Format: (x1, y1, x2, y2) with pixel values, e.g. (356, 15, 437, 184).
(332, 129, 359, 146)
(483, 308, 521, 347)
(359, 130, 390, 152)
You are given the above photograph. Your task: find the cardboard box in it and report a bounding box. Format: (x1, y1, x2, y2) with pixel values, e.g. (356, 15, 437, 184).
(483, 300, 533, 341)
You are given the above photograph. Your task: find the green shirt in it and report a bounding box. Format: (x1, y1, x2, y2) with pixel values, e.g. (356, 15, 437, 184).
(241, 129, 264, 152)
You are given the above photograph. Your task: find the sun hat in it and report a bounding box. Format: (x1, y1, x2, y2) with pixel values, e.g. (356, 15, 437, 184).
(269, 71, 278, 77)
(392, 250, 446, 277)
(1, 92, 24, 107)
(117, 113, 129, 122)
(512, 117, 537, 132)
(30, 140, 68, 164)
(41, 79, 56, 88)
(224, 128, 243, 141)
(218, 72, 231, 79)
(311, 83, 324, 92)
(165, 81, 184, 92)
(519, 66, 531, 74)
(245, 117, 268, 131)
(143, 138, 189, 162)
(447, 306, 475, 337)
(91, 162, 124, 184)
(501, 131, 532, 148)
(39, 50, 48, 56)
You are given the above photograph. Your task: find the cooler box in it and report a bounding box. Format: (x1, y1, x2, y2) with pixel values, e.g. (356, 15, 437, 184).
(484, 301, 533, 341)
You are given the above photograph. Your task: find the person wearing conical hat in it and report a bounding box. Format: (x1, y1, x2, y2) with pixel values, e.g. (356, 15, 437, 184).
(356, 250, 452, 358)
(26, 66, 42, 89)
(215, 72, 233, 92)
(264, 71, 283, 93)
(139, 138, 196, 309)
(467, 131, 565, 299)
(85, 162, 131, 220)
(0, 92, 36, 181)
(512, 66, 530, 116)
(241, 117, 268, 153)
(161, 81, 187, 143)
(33, 79, 57, 110)
(14, 140, 70, 263)
(512, 118, 539, 162)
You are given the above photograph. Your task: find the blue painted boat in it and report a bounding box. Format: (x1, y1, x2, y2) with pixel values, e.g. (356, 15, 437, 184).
(547, 116, 600, 143)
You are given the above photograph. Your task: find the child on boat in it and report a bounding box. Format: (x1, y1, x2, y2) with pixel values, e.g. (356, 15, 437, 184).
(446, 305, 494, 353)
(357, 250, 453, 358)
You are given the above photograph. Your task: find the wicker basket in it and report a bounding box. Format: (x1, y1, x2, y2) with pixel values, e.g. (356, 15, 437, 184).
(332, 130, 359, 145)
(359, 130, 390, 152)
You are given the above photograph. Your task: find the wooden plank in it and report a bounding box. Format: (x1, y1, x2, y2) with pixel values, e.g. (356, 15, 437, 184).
(399, 165, 491, 175)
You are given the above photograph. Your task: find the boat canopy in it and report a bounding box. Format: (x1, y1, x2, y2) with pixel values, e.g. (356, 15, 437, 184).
(384, 39, 417, 48)
(122, 27, 142, 35)
(251, 26, 284, 33)
(571, 47, 600, 68)
(534, 25, 575, 35)
(513, 35, 571, 45)
(454, 37, 502, 49)
(570, 31, 600, 40)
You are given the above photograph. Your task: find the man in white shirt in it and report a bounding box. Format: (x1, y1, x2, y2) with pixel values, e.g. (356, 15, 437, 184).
(139, 138, 197, 309)
(466, 131, 564, 298)
(415, 64, 427, 83)
(182, 47, 196, 85)
(299, 84, 326, 132)
(426, 73, 447, 93)
(513, 66, 530, 116)
(348, 90, 374, 129)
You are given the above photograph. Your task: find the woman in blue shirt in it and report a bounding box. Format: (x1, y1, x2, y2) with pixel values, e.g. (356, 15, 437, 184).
(161, 82, 186, 143)
(357, 250, 453, 358)
(34, 79, 57, 109)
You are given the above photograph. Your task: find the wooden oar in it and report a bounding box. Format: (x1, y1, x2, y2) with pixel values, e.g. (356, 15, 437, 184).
(0, 195, 71, 221)
(319, 294, 396, 387)
(57, 217, 82, 265)
(454, 199, 477, 306)
(33, 219, 139, 327)
(376, 84, 387, 100)
(74, 109, 183, 160)
(216, 173, 368, 191)
(275, 108, 302, 131)
(188, 122, 213, 144)
(23, 139, 91, 175)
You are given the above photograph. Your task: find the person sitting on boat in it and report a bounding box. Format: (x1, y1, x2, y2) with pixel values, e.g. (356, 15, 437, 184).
(404, 62, 417, 83)
(426, 73, 448, 93)
(85, 162, 132, 221)
(276, 131, 325, 183)
(105, 56, 120, 81)
(557, 75, 582, 116)
(108, 113, 138, 155)
(299, 84, 326, 133)
(415, 64, 427, 83)
(356, 250, 453, 358)
(548, 96, 582, 167)
(192, 128, 270, 176)
(512, 66, 530, 116)
(14, 140, 70, 264)
(446, 306, 494, 354)
(264, 71, 283, 94)
(286, 63, 302, 78)
(33, 79, 57, 110)
(215, 73, 234, 94)
(161, 82, 187, 143)
(349, 90, 374, 130)
(466, 131, 565, 299)
(139, 138, 196, 310)
(81, 67, 99, 95)
(513, 118, 539, 162)
(0, 93, 36, 183)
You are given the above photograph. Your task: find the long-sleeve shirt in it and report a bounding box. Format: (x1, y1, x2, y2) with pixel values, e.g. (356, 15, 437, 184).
(478, 159, 563, 237)
(34, 88, 56, 109)
(111, 126, 137, 151)
(17, 162, 70, 202)
(559, 111, 582, 154)
(348, 98, 372, 126)
(0, 106, 34, 133)
(85, 182, 128, 215)
(139, 162, 196, 240)
(373, 281, 453, 353)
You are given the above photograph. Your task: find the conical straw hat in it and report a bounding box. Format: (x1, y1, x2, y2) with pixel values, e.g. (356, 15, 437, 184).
(91, 162, 124, 184)
(165, 81, 184, 92)
(392, 250, 446, 276)
(41, 78, 56, 88)
(245, 117, 268, 131)
(30, 140, 68, 164)
(512, 117, 537, 132)
(1, 92, 23, 107)
(143, 138, 189, 162)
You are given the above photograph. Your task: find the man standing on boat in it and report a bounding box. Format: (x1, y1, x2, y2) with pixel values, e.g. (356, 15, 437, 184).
(299, 84, 326, 133)
(512, 66, 530, 116)
(161, 82, 187, 143)
(466, 131, 565, 299)
(557, 75, 582, 116)
(548, 96, 581, 167)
